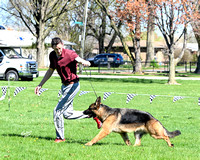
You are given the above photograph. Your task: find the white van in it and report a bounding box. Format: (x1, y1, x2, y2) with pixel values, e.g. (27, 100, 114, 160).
(0, 29, 39, 81)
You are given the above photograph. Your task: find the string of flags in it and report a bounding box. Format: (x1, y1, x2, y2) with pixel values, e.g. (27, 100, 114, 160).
(0, 86, 200, 106)
(0, 86, 7, 100)
(0, 86, 49, 100)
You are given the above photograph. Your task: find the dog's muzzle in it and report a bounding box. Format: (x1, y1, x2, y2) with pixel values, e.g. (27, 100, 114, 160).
(83, 109, 96, 118)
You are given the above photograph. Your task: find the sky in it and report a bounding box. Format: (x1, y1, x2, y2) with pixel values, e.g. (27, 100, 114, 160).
(0, 0, 8, 25)
(0, 0, 196, 43)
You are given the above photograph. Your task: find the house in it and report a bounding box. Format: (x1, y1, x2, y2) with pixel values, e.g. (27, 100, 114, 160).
(92, 40, 198, 63)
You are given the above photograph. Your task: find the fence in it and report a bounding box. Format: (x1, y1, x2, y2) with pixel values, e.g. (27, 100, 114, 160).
(95, 61, 198, 73)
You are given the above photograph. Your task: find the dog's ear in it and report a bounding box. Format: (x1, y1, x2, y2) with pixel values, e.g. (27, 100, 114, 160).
(95, 96, 101, 107)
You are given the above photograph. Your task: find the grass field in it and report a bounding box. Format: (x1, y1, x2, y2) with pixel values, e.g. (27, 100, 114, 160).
(0, 77, 200, 159)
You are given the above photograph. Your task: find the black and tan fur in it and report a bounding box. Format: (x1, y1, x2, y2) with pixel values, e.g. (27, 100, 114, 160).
(83, 97, 181, 147)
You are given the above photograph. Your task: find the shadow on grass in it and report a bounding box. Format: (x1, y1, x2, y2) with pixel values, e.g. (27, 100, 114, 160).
(80, 77, 166, 84)
(2, 133, 124, 146)
(2, 133, 54, 141)
(67, 137, 124, 146)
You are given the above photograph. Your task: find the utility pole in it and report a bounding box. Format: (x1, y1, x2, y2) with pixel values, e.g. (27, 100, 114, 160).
(79, 0, 89, 74)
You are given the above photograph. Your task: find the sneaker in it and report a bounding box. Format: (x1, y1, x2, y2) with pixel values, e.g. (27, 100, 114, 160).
(54, 138, 65, 143)
(93, 117, 102, 129)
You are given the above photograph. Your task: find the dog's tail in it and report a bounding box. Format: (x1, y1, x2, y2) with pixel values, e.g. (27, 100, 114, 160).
(165, 129, 181, 138)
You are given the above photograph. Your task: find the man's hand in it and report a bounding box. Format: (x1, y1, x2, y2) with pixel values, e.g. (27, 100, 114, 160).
(82, 60, 91, 67)
(35, 86, 41, 95)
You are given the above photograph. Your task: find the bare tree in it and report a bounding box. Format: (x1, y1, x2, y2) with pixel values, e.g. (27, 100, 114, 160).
(1, 0, 77, 67)
(86, 0, 120, 54)
(155, 0, 189, 84)
(96, 0, 149, 73)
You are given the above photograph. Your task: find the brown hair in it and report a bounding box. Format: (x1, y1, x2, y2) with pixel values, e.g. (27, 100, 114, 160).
(51, 37, 63, 47)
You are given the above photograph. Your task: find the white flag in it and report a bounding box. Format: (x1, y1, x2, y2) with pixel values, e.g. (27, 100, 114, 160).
(79, 91, 90, 96)
(173, 96, 183, 102)
(14, 87, 26, 96)
(38, 88, 48, 96)
(0, 86, 7, 100)
(126, 94, 137, 104)
(150, 95, 157, 104)
(103, 92, 113, 100)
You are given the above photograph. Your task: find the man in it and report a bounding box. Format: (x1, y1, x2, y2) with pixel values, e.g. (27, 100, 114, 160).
(35, 37, 101, 143)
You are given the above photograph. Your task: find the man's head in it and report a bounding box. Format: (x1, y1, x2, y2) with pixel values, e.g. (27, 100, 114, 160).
(51, 37, 64, 55)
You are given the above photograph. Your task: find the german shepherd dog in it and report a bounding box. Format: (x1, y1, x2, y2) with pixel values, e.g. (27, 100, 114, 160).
(83, 97, 181, 147)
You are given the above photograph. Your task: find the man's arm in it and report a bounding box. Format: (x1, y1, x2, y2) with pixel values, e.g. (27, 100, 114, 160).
(34, 68, 54, 95)
(75, 56, 91, 66)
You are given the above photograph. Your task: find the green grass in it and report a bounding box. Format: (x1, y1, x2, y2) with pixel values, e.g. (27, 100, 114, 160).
(0, 77, 200, 159)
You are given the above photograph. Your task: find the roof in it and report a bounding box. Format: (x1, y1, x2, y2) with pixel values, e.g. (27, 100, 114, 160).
(111, 40, 166, 48)
(0, 30, 35, 47)
(177, 43, 199, 51)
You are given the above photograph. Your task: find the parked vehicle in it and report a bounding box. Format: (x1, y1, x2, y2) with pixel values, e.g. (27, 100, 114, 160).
(0, 46, 39, 81)
(87, 53, 124, 67)
(0, 29, 39, 81)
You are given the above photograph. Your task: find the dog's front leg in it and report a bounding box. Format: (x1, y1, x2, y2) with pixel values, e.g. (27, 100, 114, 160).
(85, 128, 111, 146)
(85, 116, 116, 146)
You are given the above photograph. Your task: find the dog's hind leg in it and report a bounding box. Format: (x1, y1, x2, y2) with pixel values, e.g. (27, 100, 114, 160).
(120, 133, 131, 146)
(151, 134, 173, 147)
(134, 131, 145, 146)
(147, 120, 174, 147)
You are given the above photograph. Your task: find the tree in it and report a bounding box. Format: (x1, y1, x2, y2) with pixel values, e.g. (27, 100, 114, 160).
(116, 0, 151, 73)
(86, 0, 121, 54)
(154, 0, 191, 84)
(190, 0, 200, 73)
(0, 0, 77, 67)
(95, 0, 136, 72)
(87, 1, 110, 54)
(96, 0, 151, 73)
(57, 0, 119, 57)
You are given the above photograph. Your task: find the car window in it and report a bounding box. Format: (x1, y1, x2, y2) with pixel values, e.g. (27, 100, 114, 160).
(96, 55, 105, 58)
(0, 51, 3, 63)
(0, 51, 3, 57)
(1, 48, 22, 58)
(108, 55, 115, 57)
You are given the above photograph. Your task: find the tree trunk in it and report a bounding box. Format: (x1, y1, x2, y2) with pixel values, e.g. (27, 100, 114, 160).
(99, 11, 106, 53)
(36, 23, 45, 68)
(194, 34, 200, 73)
(168, 54, 178, 84)
(145, 2, 155, 67)
(145, 27, 154, 67)
(191, 0, 200, 74)
(36, 38, 45, 68)
(134, 39, 142, 73)
(133, 15, 142, 74)
(194, 54, 200, 74)
(99, 37, 105, 53)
